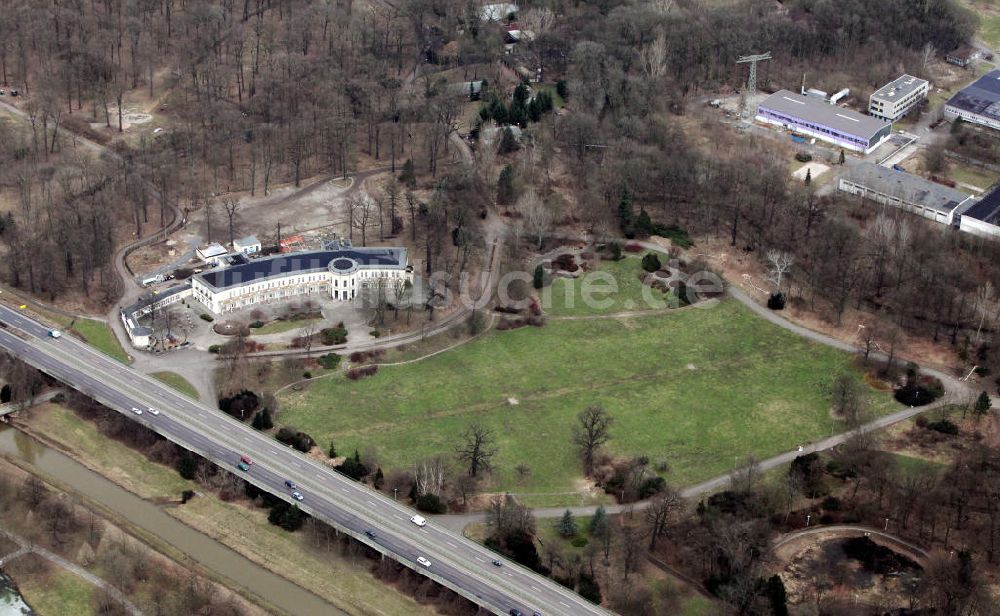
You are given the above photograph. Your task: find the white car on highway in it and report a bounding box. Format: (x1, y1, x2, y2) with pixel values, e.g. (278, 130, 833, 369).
(131, 407, 143, 415)
(416, 556, 431, 567)
(291, 491, 303, 501)
(147, 407, 160, 416)
(410, 515, 427, 527)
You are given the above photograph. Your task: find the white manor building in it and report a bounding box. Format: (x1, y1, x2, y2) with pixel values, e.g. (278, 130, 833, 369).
(190, 247, 412, 314)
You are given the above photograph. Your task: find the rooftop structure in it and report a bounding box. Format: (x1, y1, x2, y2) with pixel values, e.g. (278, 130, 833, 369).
(756, 90, 892, 153)
(838, 163, 976, 225)
(869, 75, 929, 122)
(958, 184, 1000, 238)
(946, 44, 980, 68)
(233, 235, 261, 254)
(196, 243, 228, 265)
(191, 247, 411, 314)
(944, 69, 1000, 131)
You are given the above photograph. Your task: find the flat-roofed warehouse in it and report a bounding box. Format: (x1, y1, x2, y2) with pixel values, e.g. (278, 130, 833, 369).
(838, 162, 976, 226)
(944, 69, 1000, 131)
(756, 90, 892, 153)
(958, 185, 1000, 238)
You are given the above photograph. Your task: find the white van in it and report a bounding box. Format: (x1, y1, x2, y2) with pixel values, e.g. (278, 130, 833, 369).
(410, 515, 427, 527)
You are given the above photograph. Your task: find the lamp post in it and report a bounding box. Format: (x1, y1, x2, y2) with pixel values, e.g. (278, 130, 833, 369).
(885, 518, 890, 531)
(806, 514, 811, 527)
(393, 488, 398, 501)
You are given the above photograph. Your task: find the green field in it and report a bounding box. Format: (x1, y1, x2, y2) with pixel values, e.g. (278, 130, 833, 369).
(543, 255, 676, 317)
(150, 371, 199, 400)
(14, 569, 96, 616)
(278, 300, 898, 500)
(251, 317, 324, 336)
(965, 0, 1000, 48)
(70, 319, 129, 364)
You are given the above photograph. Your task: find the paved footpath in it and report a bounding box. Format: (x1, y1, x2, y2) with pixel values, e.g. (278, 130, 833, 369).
(436, 279, 972, 532)
(0, 527, 144, 616)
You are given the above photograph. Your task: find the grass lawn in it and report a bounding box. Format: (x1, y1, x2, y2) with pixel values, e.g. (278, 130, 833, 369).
(277, 299, 898, 501)
(22, 403, 439, 616)
(14, 568, 96, 616)
(150, 371, 199, 400)
(251, 317, 323, 336)
(543, 255, 675, 317)
(886, 452, 947, 476)
(69, 318, 129, 364)
(948, 163, 998, 191)
(960, 0, 1000, 48)
(25, 403, 193, 499)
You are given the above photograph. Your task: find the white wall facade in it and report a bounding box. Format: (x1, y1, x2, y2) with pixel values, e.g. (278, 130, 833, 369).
(837, 177, 964, 225)
(959, 215, 1000, 238)
(869, 80, 929, 121)
(944, 105, 1000, 131)
(192, 268, 411, 314)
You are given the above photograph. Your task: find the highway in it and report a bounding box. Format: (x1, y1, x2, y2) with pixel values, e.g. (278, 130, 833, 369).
(0, 303, 611, 616)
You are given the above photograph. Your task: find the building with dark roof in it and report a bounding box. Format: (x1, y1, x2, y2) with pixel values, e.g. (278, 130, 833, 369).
(756, 90, 892, 153)
(946, 44, 980, 68)
(838, 163, 976, 226)
(958, 184, 1000, 238)
(190, 247, 411, 314)
(944, 69, 1000, 131)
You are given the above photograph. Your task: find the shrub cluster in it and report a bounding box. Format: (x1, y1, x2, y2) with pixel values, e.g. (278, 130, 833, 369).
(318, 353, 341, 369)
(416, 493, 447, 514)
(336, 450, 370, 481)
(275, 427, 316, 452)
(926, 418, 959, 435)
(321, 322, 349, 345)
(217, 390, 259, 421)
(894, 373, 944, 406)
(551, 254, 578, 272)
(346, 365, 379, 380)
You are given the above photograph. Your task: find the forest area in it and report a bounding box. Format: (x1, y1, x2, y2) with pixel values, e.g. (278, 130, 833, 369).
(0, 0, 992, 367)
(5, 0, 1000, 614)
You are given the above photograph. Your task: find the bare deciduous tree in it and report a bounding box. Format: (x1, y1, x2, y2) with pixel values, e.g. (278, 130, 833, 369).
(222, 197, 241, 248)
(765, 249, 794, 294)
(518, 189, 552, 250)
(573, 404, 614, 476)
(457, 423, 497, 477)
(645, 486, 682, 549)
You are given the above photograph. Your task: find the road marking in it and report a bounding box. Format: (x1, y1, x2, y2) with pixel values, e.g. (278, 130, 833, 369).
(559, 602, 571, 608)
(531, 585, 540, 591)
(315, 474, 325, 480)
(367, 500, 376, 506)
(447, 541, 458, 548)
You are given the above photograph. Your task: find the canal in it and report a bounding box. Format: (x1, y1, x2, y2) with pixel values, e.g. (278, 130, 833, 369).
(0, 425, 348, 616)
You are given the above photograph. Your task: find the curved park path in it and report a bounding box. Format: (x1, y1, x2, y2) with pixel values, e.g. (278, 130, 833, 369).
(435, 275, 973, 531)
(772, 524, 929, 566)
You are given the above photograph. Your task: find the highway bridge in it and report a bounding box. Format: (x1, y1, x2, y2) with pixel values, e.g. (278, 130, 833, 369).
(0, 303, 610, 616)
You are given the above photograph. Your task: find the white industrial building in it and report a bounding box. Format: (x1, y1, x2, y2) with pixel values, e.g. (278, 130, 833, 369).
(869, 75, 929, 122)
(196, 243, 228, 265)
(756, 90, 892, 153)
(944, 69, 1000, 131)
(838, 163, 976, 226)
(190, 247, 412, 314)
(233, 235, 261, 255)
(957, 185, 1000, 238)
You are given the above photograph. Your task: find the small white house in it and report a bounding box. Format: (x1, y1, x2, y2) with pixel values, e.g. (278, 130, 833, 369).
(196, 243, 228, 265)
(233, 235, 261, 255)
